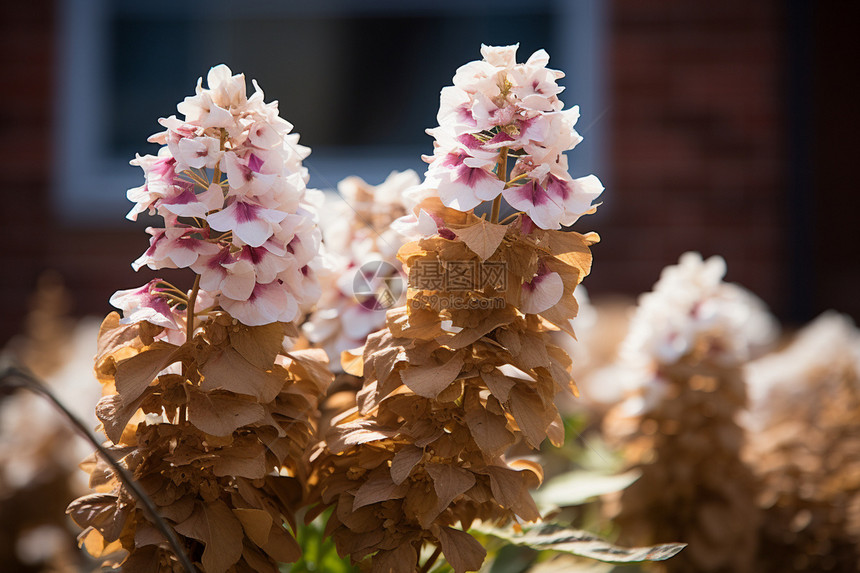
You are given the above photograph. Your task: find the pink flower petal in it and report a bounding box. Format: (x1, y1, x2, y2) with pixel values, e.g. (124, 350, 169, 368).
(520, 270, 564, 314)
(220, 281, 299, 326)
(207, 200, 287, 247)
(109, 280, 180, 329)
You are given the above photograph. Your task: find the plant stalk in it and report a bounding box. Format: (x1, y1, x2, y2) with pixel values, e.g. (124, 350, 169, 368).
(418, 545, 442, 573)
(491, 147, 509, 224)
(0, 366, 197, 573)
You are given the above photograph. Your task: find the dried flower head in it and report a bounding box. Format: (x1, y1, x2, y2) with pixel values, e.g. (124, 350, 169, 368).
(620, 252, 778, 395)
(303, 171, 419, 365)
(602, 253, 774, 573)
(67, 65, 334, 573)
(745, 312, 860, 571)
(312, 163, 599, 572)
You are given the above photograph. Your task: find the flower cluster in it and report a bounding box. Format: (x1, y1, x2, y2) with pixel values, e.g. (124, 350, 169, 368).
(68, 314, 331, 573)
(409, 44, 603, 230)
(303, 171, 418, 364)
(744, 313, 860, 570)
(622, 252, 777, 369)
(311, 116, 600, 573)
(601, 253, 776, 573)
(125, 64, 321, 326)
(66, 66, 334, 573)
(599, 253, 777, 419)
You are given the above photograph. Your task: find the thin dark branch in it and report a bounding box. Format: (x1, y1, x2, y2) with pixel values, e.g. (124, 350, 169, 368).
(418, 545, 442, 573)
(0, 365, 197, 573)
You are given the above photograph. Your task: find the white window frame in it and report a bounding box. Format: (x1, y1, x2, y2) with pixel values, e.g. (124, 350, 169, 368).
(53, 0, 606, 224)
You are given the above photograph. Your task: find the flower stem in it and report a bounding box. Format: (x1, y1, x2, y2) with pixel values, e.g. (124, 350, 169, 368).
(504, 172, 529, 188)
(418, 545, 442, 573)
(499, 211, 522, 225)
(213, 128, 227, 190)
(0, 366, 196, 573)
(186, 274, 201, 343)
(491, 147, 509, 224)
(182, 169, 209, 188)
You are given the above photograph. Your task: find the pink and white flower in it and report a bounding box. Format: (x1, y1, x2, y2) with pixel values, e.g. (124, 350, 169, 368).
(414, 44, 603, 230)
(221, 280, 299, 327)
(109, 280, 181, 330)
(125, 64, 323, 327)
(303, 171, 418, 366)
(520, 268, 564, 314)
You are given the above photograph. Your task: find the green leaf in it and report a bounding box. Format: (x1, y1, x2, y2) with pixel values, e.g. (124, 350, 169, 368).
(487, 544, 538, 573)
(473, 522, 686, 563)
(533, 470, 641, 508)
(286, 508, 358, 573)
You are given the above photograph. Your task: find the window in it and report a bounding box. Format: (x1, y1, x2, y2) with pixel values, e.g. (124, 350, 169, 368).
(54, 0, 606, 224)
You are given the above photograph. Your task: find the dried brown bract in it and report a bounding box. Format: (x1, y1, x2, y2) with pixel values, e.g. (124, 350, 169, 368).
(601, 254, 776, 573)
(746, 313, 860, 571)
(310, 199, 596, 573)
(68, 312, 332, 572)
(605, 346, 760, 573)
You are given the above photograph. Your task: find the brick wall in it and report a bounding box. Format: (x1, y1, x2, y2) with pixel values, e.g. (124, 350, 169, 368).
(1, 2, 55, 346)
(586, 0, 786, 316)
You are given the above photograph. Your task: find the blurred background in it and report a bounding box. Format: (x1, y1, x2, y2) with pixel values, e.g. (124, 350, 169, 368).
(3, 3, 860, 572)
(2, 0, 859, 344)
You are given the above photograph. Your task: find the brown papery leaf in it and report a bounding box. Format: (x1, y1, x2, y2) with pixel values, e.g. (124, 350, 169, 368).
(261, 522, 301, 563)
(96, 312, 148, 364)
(78, 527, 121, 560)
(425, 463, 476, 525)
(481, 369, 517, 402)
(327, 419, 396, 454)
(484, 465, 541, 522)
(353, 473, 407, 510)
(465, 408, 515, 459)
(200, 347, 284, 402)
(229, 322, 284, 370)
(542, 229, 596, 276)
(509, 386, 550, 448)
(547, 414, 565, 448)
(114, 341, 181, 404)
(391, 445, 424, 485)
(213, 438, 268, 479)
(539, 293, 579, 337)
(175, 500, 243, 573)
(389, 306, 445, 340)
(96, 389, 154, 444)
(444, 308, 517, 349)
(455, 218, 508, 261)
(233, 508, 273, 547)
(400, 353, 465, 399)
(341, 347, 364, 377)
(373, 542, 419, 573)
(497, 328, 522, 356)
(437, 525, 487, 573)
(187, 390, 265, 436)
(66, 493, 122, 537)
(242, 545, 281, 573)
(121, 546, 163, 573)
(415, 196, 479, 228)
(508, 459, 544, 488)
(133, 523, 164, 548)
(515, 333, 551, 370)
(284, 348, 334, 393)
